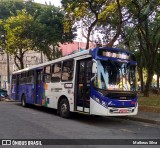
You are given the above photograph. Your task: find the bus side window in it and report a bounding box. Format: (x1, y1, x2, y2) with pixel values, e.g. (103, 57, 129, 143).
(20, 73, 27, 84)
(27, 71, 34, 83)
(44, 65, 51, 83)
(51, 62, 61, 82)
(62, 60, 74, 81)
(20, 74, 22, 84)
(37, 70, 43, 83)
(12, 75, 16, 84)
(86, 60, 92, 83)
(24, 73, 27, 83)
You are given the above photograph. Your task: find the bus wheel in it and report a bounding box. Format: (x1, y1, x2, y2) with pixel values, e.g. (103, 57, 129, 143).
(59, 99, 71, 118)
(21, 95, 27, 107)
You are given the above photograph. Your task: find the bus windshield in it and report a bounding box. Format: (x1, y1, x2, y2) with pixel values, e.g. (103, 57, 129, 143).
(95, 59, 136, 91)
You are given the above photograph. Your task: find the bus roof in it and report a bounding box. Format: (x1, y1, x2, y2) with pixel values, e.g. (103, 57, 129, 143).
(12, 49, 90, 74)
(12, 46, 135, 75)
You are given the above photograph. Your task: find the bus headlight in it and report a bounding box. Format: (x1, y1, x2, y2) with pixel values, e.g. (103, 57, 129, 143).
(95, 98, 100, 103)
(102, 100, 106, 107)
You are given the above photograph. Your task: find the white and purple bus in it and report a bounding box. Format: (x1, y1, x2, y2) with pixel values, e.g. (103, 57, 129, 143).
(10, 47, 138, 118)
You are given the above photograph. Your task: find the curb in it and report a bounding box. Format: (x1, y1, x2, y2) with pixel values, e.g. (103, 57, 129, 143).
(5, 100, 16, 102)
(0, 99, 16, 102)
(124, 116, 160, 125)
(139, 105, 160, 113)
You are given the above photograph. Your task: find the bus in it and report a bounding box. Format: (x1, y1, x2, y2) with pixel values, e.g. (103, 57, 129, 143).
(10, 46, 138, 118)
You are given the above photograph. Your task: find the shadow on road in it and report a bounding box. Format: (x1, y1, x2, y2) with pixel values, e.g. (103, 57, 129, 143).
(14, 102, 128, 126)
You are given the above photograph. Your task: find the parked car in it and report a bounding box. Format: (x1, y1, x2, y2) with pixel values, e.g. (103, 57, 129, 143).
(0, 89, 8, 98)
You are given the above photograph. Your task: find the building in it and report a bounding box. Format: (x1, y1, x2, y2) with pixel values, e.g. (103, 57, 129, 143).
(60, 41, 95, 56)
(0, 41, 95, 89)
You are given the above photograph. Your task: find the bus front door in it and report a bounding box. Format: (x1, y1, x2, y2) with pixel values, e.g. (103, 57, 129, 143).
(35, 69, 44, 105)
(76, 58, 92, 113)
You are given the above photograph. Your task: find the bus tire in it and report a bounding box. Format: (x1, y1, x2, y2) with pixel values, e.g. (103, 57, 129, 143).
(21, 94, 27, 107)
(59, 99, 71, 118)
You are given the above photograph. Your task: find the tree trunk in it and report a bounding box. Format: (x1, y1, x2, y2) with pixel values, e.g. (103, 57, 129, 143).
(139, 48, 144, 92)
(144, 70, 153, 97)
(14, 56, 20, 70)
(86, 20, 97, 49)
(106, 0, 122, 48)
(144, 56, 155, 97)
(157, 73, 159, 88)
(15, 49, 25, 70)
(138, 66, 144, 92)
(140, 68, 144, 92)
(19, 57, 24, 69)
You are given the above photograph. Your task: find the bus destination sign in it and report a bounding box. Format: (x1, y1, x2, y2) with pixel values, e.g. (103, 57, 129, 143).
(102, 51, 129, 60)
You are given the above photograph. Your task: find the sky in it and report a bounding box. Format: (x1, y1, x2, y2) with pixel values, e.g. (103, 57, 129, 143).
(33, 0, 61, 7)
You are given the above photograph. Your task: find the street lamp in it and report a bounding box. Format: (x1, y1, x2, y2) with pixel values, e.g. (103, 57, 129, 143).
(1, 34, 10, 95)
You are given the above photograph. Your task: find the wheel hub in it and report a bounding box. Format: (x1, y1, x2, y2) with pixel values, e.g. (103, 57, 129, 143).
(61, 103, 67, 114)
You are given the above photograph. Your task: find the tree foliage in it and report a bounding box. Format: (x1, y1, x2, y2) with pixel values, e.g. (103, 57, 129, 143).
(3, 9, 35, 69)
(62, 0, 160, 96)
(0, 0, 76, 70)
(125, 0, 160, 96)
(62, 0, 130, 49)
(62, 0, 109, 49)
(27, 4, 76, 60)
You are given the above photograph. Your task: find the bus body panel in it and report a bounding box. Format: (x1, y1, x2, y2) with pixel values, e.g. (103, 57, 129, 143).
(90, 97, 138, 116)
(43, 82, 74, 112)
(90, 87, 138, 116)
(11, 84, 16, 100)
(41, 82, 56, 108)
(18, 84, 34, 104)
(10, 47, 138, 117)
(25, 84, 34, 104)
(18, 84, 26, 101)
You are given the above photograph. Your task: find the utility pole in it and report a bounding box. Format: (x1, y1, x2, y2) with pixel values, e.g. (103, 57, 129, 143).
(40, 51, 43, 63)
(7, 53, 10, 89)
(1, 34, 10, 95)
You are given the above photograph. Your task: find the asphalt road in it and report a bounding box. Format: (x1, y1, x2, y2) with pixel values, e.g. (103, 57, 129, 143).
(0, 101, 159, 147)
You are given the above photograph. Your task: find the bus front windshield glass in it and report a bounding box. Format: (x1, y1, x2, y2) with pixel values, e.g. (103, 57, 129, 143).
(95, 60, 136, 91)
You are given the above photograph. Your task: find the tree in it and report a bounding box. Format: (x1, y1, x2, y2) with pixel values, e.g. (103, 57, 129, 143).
(62, 0, 131, 49)
(118, 26, 146, 92)
(29, 4, 76, 60)
(3, 9, 35, 69)
(62, 0, 110, 49)
(155, 52, 160, 88)
(127, 0, 160, 96)
(0, 0, 76, 69)
(0, 0, 24, 20)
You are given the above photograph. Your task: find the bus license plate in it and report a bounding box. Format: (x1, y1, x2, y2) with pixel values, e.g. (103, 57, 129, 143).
(119, 109, 128, 113)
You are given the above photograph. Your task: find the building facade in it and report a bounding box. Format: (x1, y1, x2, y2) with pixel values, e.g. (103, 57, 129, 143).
(0, 41, 95, 89)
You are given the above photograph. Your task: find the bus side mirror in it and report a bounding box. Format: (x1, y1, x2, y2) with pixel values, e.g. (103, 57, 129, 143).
(92, 62, 97, 74)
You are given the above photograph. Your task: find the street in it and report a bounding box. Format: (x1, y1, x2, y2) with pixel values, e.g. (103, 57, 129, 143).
(0, 101, 159, 146)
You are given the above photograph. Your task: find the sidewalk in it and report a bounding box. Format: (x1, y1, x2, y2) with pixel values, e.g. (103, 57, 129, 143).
(126, 111, 160, 125)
